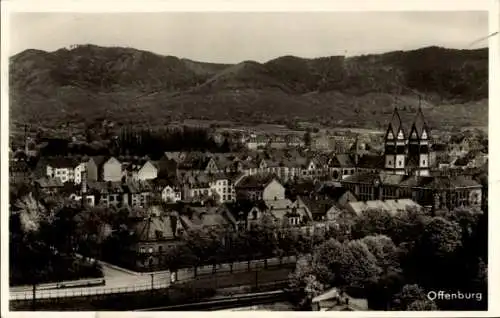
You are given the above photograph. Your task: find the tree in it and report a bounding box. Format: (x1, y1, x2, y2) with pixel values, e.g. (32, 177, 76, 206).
(288, 256, 328, 308)
(418, 217, 462, 258)
(351, 209, 395, 240)
(407, 299, 438, 311)
(342, 240, 382, 296)
(390, 284, 438, 310)
(361, 235, 401, 273)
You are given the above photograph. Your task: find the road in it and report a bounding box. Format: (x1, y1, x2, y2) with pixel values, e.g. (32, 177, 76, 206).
(10, 257, 297, 301)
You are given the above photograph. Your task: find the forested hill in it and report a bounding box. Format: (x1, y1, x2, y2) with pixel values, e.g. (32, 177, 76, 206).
(10, 44, 488, 130)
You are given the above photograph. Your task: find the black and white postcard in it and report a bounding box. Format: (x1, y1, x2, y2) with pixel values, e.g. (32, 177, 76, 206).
(1, 0, 498, 316)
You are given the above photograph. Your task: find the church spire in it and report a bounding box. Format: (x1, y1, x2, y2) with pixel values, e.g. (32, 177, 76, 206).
(411, 96, 428, 140)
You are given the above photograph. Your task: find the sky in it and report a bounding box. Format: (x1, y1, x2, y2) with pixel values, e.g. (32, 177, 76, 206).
(9, 11, 488, 63)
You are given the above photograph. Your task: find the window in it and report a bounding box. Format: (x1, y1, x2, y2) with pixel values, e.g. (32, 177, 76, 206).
(398, 161, 402, 166)
(223, 195, 226, 201)
(422, 160, 426, 165)
(140, 247, 145, 253)
(158, 246, 163, 253)
(227, 195, 232, 200)
(388, 161, 392, 166)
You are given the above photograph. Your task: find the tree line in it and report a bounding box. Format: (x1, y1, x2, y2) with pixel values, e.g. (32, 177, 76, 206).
(289, 207, 487, 311)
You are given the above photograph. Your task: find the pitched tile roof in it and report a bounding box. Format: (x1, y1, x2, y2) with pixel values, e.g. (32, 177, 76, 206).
(132, 214, 178, 241)
(297, 196, 336, 219)
(235, 174, 277, 189)
(356, 155, 385, 169)
(333, 154, 354, 167)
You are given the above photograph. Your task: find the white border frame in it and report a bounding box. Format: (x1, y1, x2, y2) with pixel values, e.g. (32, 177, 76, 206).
(1, 0, 498, 317)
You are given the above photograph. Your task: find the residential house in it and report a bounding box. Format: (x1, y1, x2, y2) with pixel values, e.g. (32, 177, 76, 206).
(242, 198, 312, 230)
(181, 173, 213, 202)
(102, 157, 122, 182)
(86, 156, 107, 182)
(34, 177, 64, 196)
(90, 180, 153, 208)
(129, 207, 184, 270)
(176, 153, 219, 176)
(319, 186, 358, 209)
(43, 157, 80, 184)
(123, 180, 153, 208)
(207, 172, 245, 203)
(296, 196, 339, 222)
(154, 179, 182, 203)
(235, 175, 285, 201)
(263, 198, 312, 228)
(86, 156, 122, 182)
(74, 161, 86, 184)
(311, 288, 369, 311)
(137, 160, 159, 181)
(179, 205, 238, 233)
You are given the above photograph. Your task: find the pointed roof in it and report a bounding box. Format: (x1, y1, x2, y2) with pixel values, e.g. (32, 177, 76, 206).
(387, 107, 404, 139)
(411, 106, 429, 139)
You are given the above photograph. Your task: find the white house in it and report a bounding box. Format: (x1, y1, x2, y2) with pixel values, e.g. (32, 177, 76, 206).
(161, 185, 182, 203)
(137, 160, 159, 181)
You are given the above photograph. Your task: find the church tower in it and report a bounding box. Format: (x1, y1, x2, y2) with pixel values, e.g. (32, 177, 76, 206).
(408, 100, 431, 176)
(385, 107, 406, 175)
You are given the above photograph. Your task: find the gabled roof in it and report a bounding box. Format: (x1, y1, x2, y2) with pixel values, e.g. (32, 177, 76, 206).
(332, 154, 354, 167)
(180, 206, 232, 229)
(297, 196, 336, 219)
(89, 156, 107, 167)
(235, 174, 279, 189)
(132, 214, 178, 241)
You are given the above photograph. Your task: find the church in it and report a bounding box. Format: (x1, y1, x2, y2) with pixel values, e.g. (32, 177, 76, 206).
(341, 106, 482, 212)
(384, 106, 430, 177)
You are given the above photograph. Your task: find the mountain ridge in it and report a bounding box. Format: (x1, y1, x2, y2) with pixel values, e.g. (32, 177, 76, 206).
(9, 44, 488, 131)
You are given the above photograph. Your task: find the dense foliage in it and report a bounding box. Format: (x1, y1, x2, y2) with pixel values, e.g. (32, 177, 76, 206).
(9, 193, 104, 286)
(288, 207, 488, 310)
